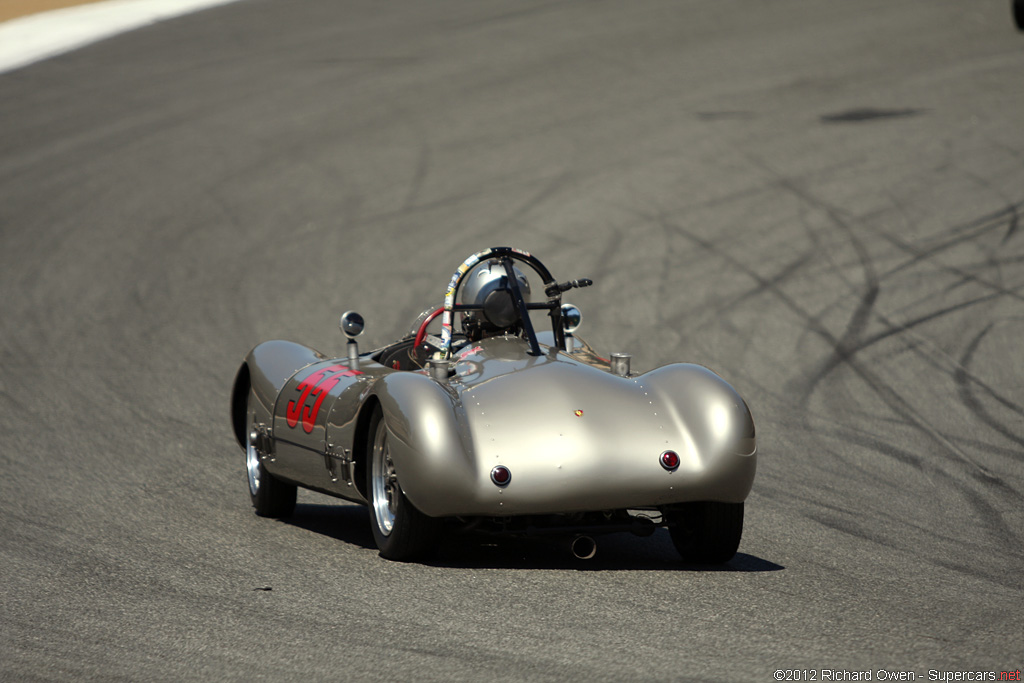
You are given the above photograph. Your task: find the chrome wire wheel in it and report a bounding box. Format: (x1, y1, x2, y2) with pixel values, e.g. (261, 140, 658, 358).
(246, 427, 262, 497)
(370, 418, 398, 537)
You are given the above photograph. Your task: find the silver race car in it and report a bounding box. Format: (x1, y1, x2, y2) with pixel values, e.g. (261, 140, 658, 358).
(231, 247, 757, 563)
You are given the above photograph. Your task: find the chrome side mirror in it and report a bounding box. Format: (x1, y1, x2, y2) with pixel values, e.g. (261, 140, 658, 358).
(561, 303, 582, 333)
(561, 303, 581, 352)
(340, 311, 364, 368)
(340, 311, 364, 339)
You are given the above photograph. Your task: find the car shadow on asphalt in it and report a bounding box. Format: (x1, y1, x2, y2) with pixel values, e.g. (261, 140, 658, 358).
(284, 502, 784, 573)
(428, 533, 785, 573)
(284, 502, 378, 551)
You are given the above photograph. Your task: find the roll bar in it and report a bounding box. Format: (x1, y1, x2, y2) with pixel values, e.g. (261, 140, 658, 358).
(439, 247, 590, 358)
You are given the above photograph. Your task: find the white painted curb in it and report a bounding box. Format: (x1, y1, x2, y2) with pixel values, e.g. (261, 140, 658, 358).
(0, 0, 243, 74)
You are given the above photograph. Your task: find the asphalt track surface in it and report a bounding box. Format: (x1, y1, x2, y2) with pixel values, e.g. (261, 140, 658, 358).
(2, 1, 1023, 681)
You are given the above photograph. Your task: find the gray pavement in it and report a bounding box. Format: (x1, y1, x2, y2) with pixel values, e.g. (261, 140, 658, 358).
(1, 0, 1022, 680)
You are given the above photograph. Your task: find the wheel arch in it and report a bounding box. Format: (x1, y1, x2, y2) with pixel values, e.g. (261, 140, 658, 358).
(351, 395, 382, 500)
(234, 340, 327, 440)
(230, 363, 251, 450)
(367, 372, 476, 517)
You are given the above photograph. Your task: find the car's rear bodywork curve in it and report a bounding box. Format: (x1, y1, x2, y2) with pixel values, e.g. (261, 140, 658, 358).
(377, 336, 755, 517)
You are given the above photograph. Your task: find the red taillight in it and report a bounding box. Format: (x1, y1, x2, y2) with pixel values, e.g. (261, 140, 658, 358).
(660, 450, 680, 471)
(490, 465, 512, 486)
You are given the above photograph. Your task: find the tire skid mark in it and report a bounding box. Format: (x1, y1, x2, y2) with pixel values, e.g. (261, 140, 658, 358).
(760, 470, 1021, 590)
(647, 208, 817, 335)
(941, 433, 1024, 460)
(822, 418, 1019, 510)
(854, 222, 1022, 419)
(766, 465, 1006, 555)
(820, 421, 931, 474)
(740, 154, 883, 403)
(876, 187, 1021, 264)
(798, 295, 1007, 487)
(699, 250, 817, 326)
(838, 290, 1012, 381)
(872, 221, 1024, 305)
(953, 481, 1023, 559)
(784, 183, 1022, 563)
(1000, 202, 1019, 245)
(945, 157, 1021, 249)
(770, 175, 1023, 440)
(895, 272, 999, 318)
(642, 211, 841, 358)
(779, 430, 1022, 588)
(630, 158, 858, 337)
(840, 194, 1024, 445)
(955, 323, 1024, 449)
(801, 300, 1023, 472)
(948, 199, 1024, 236)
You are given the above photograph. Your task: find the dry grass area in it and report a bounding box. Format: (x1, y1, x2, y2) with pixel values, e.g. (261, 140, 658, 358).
(0, 0, 107, 23)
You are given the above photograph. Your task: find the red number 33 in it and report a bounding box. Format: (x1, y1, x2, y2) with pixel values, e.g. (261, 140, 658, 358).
(286, 364, 361, 433)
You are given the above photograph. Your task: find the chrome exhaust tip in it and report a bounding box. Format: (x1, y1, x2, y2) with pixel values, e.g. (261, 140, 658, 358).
(571, 535, 597, 560)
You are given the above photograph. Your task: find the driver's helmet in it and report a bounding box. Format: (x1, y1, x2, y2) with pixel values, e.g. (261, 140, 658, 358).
(460, 260, 531, 338)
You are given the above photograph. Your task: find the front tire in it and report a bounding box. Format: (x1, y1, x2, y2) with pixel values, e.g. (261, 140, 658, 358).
(1015, 0, 1024, 31)
(366, 406, 441, 561)
(245, 392, 296, 518)
(669, 502, 743, 564)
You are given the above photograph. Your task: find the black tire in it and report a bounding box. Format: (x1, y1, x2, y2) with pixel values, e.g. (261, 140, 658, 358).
(366, 406, 441, 561)
(669, 502, 743, 564)
(245, 392, 296, 518)
(1015, 0, 1024, 31)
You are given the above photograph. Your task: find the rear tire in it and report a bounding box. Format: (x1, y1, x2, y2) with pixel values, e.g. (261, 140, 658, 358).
(245, 392, 296, 518)
(669, 502, 743, 564)
(366, 406, 441, 561)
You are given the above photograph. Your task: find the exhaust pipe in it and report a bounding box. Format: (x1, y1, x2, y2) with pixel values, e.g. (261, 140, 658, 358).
(570, 535, 597, 560)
